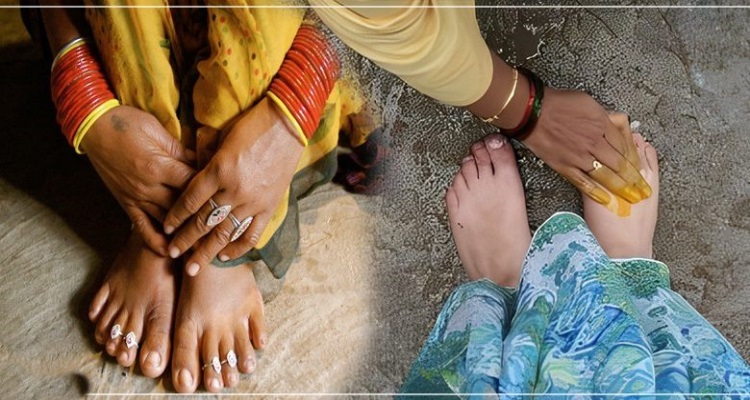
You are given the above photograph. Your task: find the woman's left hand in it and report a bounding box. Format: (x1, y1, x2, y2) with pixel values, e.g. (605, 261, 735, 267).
(163, 97, 304, 276)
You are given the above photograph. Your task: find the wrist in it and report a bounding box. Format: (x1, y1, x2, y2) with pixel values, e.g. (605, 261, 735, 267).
(263, 97, 305, 150)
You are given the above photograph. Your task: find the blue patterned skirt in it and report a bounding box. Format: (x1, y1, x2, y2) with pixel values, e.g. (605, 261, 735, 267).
(401, 212, 750, 399)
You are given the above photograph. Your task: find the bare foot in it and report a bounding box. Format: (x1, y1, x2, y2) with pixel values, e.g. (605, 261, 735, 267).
(584, 133, 659, 258)
(88, 232, 176, 378)
(445, 134, 531, 287)
(171, 262, 266, 393)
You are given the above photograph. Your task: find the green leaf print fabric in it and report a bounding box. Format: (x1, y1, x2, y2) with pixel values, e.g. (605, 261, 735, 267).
(401, 212, 750, 399)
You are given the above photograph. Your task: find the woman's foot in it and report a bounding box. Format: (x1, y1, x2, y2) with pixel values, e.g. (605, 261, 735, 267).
(88, 232, 176, 378)
(445, 134, 532, 287)
(584, 133, 659, 258)
(171, 262, 266, 393)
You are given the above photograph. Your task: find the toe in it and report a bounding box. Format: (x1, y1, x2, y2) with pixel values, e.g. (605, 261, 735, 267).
(483, 134, 514, 174)
(201, 332, 224, 393)
(470, 141, 493, 177)
(643, 142, 659, 177)
(248, 291, 267, 350)
(220, 337, 240, 388)
(139, 306, 173, 378)
(103, 311, 128, 356)
(94, 301, 119, 345)
(172, 317, 201, 393)
(89, 282, 111, 322)
(235, 324, 257, 375)
(445, 186, 459, 213)
(459, 155, 479, 186)
(117, 315, 144, 367)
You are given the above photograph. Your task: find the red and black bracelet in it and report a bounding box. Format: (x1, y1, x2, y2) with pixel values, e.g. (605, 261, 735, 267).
(502, 67, 544, 140)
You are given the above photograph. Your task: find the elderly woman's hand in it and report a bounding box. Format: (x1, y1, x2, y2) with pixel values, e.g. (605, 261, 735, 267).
(519, 89, 651, 213)
(162, 97, 304, 276)
(81, 105, 196, 255)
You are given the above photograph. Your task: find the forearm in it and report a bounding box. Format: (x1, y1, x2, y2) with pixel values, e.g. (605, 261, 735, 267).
(40, 0, 89, 54)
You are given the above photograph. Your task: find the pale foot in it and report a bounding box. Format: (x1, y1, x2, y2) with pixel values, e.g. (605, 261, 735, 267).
(171, 262, 266, 393)
(89, 232, 176, 378)
(584, 133, 659, 258)
(445, 134, 532, 287)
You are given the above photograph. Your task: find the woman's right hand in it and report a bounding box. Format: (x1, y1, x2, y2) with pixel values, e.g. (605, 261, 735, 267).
(81, 105, 196, 255)
(519, 89, 651, 213)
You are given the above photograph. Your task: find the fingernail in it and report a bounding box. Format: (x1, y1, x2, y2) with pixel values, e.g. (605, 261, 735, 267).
(145, 351, 161, 368)
(164, 225, 174, 235)
(209, 378, 221, 390)
(487, 137, 504, 149)
(622, 186, 642, 203)
(169, 247, 180, 259)
(178, 369, 193, 387)
(187, 263, 200, 276)
(590, 188, 611, 205)
(638, 181, 653, 198)
(219, 254, 229, 262)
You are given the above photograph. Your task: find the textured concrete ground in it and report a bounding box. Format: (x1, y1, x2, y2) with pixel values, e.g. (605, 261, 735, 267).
(344, 2, 750, 391)
(0, 2, 748, 397)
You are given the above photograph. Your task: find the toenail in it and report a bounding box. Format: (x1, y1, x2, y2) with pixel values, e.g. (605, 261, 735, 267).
(461, 155, 474, 163)
(187, 263, 200, 276)
(245, 358, 256, 372)
(169, 247, 180, 259)
(106, 341, 117, 353)
(145, 351, 161, 367)
(165, 225, 175, 235)
(209, 378, 221, 390)
(219, 254, 229, 262)
(487, 137, 504, 149)
(228, 372, 239, 384)
(178, 369, 193, 387)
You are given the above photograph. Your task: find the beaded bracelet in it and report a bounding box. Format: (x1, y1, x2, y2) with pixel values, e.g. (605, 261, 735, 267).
(502, 67, 544, 139)
(50, 37, 120, 154)
(267, 25, 340, 146)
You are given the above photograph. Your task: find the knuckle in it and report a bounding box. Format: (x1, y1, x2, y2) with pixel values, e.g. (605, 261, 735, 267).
(192, 214, 208, 233)
(182, 192, 204, 214)
(213, 227, 231, 246)
(132, 182, 149, 199)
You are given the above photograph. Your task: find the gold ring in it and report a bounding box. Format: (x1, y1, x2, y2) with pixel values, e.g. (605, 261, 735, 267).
(591, 160, 602, 172)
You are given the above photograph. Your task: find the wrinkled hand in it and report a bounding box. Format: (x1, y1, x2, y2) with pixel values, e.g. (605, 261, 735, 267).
(163, 97, 304, 276)
(519, 89, 651, 214)
(81, 105, 196, 255)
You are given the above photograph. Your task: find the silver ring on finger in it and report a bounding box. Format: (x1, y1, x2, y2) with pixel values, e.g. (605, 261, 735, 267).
(207, 198, 232, 227)
(228, 213, 254, 242)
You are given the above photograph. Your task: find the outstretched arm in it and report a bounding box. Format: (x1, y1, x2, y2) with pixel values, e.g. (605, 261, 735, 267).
(312, 0, 651, 212)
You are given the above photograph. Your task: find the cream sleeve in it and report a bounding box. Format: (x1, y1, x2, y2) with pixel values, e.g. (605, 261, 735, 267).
(310, 0, 492, 106)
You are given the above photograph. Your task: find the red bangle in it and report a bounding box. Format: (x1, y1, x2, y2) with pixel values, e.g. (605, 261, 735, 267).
(266, 25, 340, 140)
(51, 39, 117, 147)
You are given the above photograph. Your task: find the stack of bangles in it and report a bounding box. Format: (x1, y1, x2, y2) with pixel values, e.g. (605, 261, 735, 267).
(266, 25, 340, 146)
(50, 37, 120, 154)
(500, 67, 545, 140)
